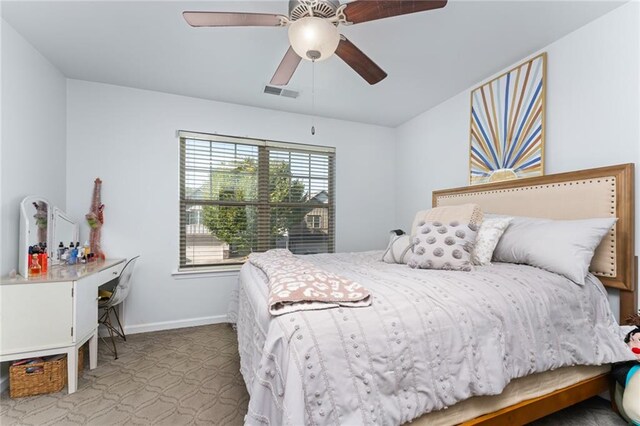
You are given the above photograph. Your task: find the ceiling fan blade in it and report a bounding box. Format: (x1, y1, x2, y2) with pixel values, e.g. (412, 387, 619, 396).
(343, 0, 447, 24)
(335, 37, 387, 85)
(270, 47, 302, 86)
(183, 12, 286, 27)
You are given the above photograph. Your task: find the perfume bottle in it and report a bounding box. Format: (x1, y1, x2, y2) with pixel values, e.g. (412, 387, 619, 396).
(40, 252, 48, 273)
(68, 243, 78, 265)
(83, 241, 91, 263)
(78, 243, 84, 264)
(57, 242, 64, 262)
(29, 253, 41, 276)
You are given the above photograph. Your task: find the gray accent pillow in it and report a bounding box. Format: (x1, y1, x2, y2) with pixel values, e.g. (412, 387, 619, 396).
(492, 216, 617, 285)
(382, 234, 414, 264)
(471, 217, 513, 266)
(408, 220, 478, 271)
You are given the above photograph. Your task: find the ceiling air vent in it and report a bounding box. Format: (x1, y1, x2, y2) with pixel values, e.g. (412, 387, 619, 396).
(264, 85, 299, 99)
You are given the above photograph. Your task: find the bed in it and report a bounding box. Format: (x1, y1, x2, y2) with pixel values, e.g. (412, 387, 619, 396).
(229, 163, 637, 425)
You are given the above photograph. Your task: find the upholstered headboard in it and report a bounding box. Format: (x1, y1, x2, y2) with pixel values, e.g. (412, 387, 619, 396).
(432, 164, 636, 319)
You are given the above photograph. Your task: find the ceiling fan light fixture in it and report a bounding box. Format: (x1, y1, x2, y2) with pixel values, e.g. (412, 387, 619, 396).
(288, 17, 339, 62)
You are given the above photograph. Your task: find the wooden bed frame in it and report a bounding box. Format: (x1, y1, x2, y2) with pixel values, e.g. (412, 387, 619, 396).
(430, 163, 636, 425)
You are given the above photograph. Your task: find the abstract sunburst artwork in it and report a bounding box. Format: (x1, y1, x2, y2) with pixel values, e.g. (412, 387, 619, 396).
(469, 53, 546, 185)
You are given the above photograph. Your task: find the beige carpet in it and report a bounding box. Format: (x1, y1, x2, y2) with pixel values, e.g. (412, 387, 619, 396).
(0, 324, 625, 426)
(0, 324, 248, 425)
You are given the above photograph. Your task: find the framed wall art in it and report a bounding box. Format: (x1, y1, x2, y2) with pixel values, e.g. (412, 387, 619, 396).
(469, 53, 546, 185)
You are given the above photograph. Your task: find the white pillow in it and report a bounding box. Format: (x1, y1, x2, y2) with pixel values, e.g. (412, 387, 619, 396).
(471, 217, 513, 265)
(382, 233, 414, 264)
(492, 216, 617, 285)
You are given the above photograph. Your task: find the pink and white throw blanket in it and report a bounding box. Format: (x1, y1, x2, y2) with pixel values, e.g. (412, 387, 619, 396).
(249, 249, 371, 315)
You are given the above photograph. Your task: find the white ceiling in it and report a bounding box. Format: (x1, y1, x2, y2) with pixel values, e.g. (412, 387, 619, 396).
(1, 0, 625, 127)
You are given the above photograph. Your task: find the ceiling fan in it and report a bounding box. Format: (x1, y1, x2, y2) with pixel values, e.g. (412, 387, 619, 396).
(183, 0, 447, 86)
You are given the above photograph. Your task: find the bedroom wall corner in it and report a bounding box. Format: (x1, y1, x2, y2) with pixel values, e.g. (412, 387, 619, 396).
(0, 18, 68, 392)
(393, 1, 640, 311)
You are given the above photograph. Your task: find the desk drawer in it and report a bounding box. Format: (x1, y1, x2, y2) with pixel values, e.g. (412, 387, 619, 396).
(97, 264, 121, 286)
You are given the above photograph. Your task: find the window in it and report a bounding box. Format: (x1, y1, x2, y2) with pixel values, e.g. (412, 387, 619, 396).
(307, 215, 322, 229)
(179, 131, 335, 269)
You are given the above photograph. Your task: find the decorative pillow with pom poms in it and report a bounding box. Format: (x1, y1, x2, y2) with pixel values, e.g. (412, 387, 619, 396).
(408, 220, 478, 272)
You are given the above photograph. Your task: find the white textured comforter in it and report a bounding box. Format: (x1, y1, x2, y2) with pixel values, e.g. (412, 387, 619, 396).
(228, 251, 634, 425)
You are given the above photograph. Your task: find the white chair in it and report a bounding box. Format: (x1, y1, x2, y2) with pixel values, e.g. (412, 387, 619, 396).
(98, 256, 139, 359)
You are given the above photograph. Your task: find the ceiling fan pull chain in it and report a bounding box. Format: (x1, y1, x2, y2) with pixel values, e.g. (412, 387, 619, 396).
(311, 60, 316, 136)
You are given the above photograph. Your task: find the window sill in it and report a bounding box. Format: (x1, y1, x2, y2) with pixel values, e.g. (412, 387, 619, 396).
(172, 266, 241, 280)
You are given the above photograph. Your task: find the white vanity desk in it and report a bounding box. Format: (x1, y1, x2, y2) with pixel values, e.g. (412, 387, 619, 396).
(0, 258, 125, 394)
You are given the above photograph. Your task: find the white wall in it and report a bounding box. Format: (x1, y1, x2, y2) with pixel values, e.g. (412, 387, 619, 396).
(66, 80, 396, 333)
(0, 20, 67, 276)
(394, 2, 640, 310)
(0, 18, 67, 392)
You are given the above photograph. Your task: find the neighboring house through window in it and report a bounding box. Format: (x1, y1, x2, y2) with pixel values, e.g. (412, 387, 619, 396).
(179, 131, 335, 269)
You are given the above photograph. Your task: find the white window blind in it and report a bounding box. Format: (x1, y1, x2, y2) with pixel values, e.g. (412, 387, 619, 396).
(179, 131, 335, 269)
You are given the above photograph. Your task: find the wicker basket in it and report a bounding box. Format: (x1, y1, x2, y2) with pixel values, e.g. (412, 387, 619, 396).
(76, 344, 85, 374)
(9, 346, 85, 398)
(9, 358, 66, 398)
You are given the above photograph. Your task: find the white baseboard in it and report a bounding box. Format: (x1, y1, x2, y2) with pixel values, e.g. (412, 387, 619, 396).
(122, 315, 229, 335)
